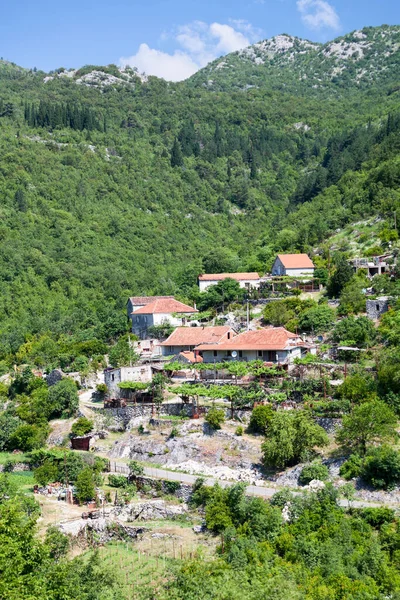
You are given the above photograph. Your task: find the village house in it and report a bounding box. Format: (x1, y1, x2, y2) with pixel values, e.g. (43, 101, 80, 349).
(160, 325, 236, 357)
(351, 257, 389, 278)
(195, 327, 316, 365)
(198, 272, 261, 293)
(271, 254, 315, 277)
(130, 297, 198, 339)
(366, 296, 391, 320)
(104, 364, 152, 398)
(127, 296, 174, 319)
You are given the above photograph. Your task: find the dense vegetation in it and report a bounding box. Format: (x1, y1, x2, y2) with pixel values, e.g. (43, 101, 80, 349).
(0, 25, 399, 364)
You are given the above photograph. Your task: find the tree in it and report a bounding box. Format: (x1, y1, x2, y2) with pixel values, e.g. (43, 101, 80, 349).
(299, 461, 329, 485)
(338, 277, 367, 315)
(34, 461, 59, 486)
(75, 467, 96, 504)
(197, 278, 245, 311)
(128, 460, 144, 478)
(333, 316, 376, 347)
(298, 304, 335, 333)
(261, 410, 328, 469)
(327, 255, 354, 298)
(45, 526, 70, 560)
(8, 423, 48, 451)
(205, 405, 225, 430)
(170, 138, 183, 167)
(48, 378, 79, 417)
(248, 405, 274, 434)
(336, 400, 397, 456)
(361, 445, 400, 490)
(71, 417, 93, 437)
(108, 335, 139, 367)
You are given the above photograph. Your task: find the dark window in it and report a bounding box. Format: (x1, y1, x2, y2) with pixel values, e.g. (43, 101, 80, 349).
(111, 374, 114, 381)
(258, 350, 262, 357)
(213, 351, 218, 357)
(227, 351, 232, 357)
(376, 304, 380, 312)
(239, 351, 243, 357)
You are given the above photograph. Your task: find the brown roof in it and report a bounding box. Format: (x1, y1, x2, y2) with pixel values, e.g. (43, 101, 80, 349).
(129, 296, 174, 306)
(276, 254, 315, 269)
(133, 298, 198, 315)
(198, 272, 260, 282)
(196, 327, 303, 351)
(161, 326, 234, 347)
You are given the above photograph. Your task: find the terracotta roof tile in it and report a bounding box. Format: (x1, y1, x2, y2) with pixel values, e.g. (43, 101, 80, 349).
(196, 327, 303, 351)
(277, 254, 315, 269)
(161, 326, 234, 346)
(198, 272, 260, 282)
(129, 296, 174, 306)
(133, 298, 198, 315)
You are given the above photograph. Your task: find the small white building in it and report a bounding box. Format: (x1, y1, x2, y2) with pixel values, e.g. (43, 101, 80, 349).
(198, 272, 261, 293)
(271, 254, 315, 277)
(130, 297, 198, 339)
(195, 327, 315, 365)
(104, 365, 152, 398)
(127, 296, 175, 319)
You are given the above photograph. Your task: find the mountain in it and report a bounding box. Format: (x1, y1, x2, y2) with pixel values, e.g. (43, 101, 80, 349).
(188, 26, 400, 94)
(0, 25, 399, 357)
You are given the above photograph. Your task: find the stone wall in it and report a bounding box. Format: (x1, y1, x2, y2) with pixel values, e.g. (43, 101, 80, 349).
(366, 297, 390, 320)
(135, 475, 193, 502)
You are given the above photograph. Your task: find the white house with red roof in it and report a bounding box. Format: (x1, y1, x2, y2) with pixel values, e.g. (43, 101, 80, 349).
(198, 272, 261, 292)
(130, 297, 198, 339)
(160, 325, 236, 356)
(195, 327, 315, 364)
(271, 254, 315, 277)
(127, 296, 174, 319)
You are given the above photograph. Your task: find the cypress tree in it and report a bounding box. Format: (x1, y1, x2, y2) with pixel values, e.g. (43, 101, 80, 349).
(170, 138, 183, 167)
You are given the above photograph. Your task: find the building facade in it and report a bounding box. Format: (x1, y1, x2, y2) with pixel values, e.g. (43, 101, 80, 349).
(271, 254, 315, 277)
(160, 325, 236, 356)
(198, 272, 261, 293)
(104, 365, 152, 398)
(130, 297, 198, 339)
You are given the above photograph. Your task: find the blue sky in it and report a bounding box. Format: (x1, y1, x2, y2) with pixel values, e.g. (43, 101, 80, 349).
(1, 0, 398, 80)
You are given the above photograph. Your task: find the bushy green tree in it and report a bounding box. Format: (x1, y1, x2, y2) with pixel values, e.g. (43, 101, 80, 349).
(48, 378, 79, 417)
(336, 400, 397, 456)
(333, 315, 376, 347)
(327, 255, 354, 298)
(361, 445, 400, 490)
(261, 410, 328, 469)
(205, 405, 225, 430)
(75, 467, 96, 504)
(71, 417, 93, 437)
(248, 404, 274, 434)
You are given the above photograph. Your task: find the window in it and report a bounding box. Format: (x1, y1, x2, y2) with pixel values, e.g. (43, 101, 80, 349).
(111, 374, 114, 381)
(239, 351, 243, 358)
(227, 351, 232, 357)
(376, 304, 380, 312)
(258, 350, 262, 357)
(213, 351, 218, 357)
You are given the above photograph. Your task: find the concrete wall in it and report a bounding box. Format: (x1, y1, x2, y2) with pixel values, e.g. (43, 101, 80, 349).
(199, 278, 260, 293)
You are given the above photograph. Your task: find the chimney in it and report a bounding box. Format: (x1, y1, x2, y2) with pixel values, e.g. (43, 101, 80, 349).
(227, 332, 231, 340)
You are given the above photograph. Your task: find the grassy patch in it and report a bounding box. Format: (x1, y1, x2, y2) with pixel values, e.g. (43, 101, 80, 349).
(0, 451, 28, 464)
(7, 471, 35, 493)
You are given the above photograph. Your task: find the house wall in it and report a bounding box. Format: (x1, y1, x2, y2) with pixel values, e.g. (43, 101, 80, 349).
(131, 314, 155, 339)
(271, 258, 314, 277)
(104, 365, 152, 398)
(161, 344, 196, 356)
(366, 298, 390, 320)
(200, 347, 303, 364)
(199, 279, 260, 292)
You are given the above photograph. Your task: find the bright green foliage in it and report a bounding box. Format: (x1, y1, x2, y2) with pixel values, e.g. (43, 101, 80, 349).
(48, 378, 79, 417)
(336, 371, 377, 403)
(128, 460, 144, 477)
(8, 423, 49, 451)
(333, 315, 376, 347)
(298, 304, 335, 333)
(248, 404, 274, 434)
(197, 278, 245, 311)
(75, 467, 96, 504)
(327, 255, 355, 298)
(205, 406, 225, 430)
(379, 307, 400, 346)
(361, 445, 400, 490)
(108, 335, 139, 367)
(261, 410, 328, 468)
(338, 276, 368, 316)
(340, 454, 364, 480)
(34, 461, 59, 486)
(108, 474, 128, 488)
(45, 526, 70, 561)
(299, 461, 329, 485)
(71, 417, 93, 437)
(336, 400, 398, 456)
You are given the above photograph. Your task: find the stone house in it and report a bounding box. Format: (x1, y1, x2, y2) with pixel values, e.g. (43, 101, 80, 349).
(198, 272, 261, 293)
(271, 254, 315, 277)
(195, 327, 316, 365)
(130, 297, 198, 339)
(160, 325, 236, 356)
(366, 296, 391, 320)
(104, 364, 152, 398)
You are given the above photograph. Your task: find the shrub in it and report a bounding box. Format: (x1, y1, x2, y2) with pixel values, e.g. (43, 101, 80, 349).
(34, 461, 59, 486)
(169, 426, 179, 439)
(235, 426, 244, 436)
(164, 480, 181, 494)
(96, 383, 108, 394)
(358, 507, 395, 528)
(299, 462, 329, 485)
(248, 405, 274, 434)
(361, 445, 400, 490)
(75, 467, 96, 504)
(71, 417, 93, 437)
(8, 424, 49, 452)
(128, 460, 144, 477)
(108, 474, 128, 488)
(48, 378, 79, 418)
(339, 454, 363, 480)
(45, 526, 70, 560)
(205, 406, 225, 430)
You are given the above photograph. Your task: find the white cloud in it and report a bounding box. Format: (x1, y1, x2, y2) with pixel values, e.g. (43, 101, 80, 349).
(119, 20, 261, 82)
(120, 44, 199, 81)
(297, 0, 340, 30)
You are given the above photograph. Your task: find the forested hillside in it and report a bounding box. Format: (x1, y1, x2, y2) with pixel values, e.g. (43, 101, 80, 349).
(0, 24, 399, 357)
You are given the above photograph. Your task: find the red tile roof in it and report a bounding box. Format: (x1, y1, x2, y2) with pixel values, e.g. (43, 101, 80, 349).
(161, 326, 234, 347)
(276, 254, 315, 269)
(198, 272, 260, 282)
(129, 296, 174, 306)
(133, 298, 198, 315)
(196, 327, 303, 351)
(179, 351, 203, 364)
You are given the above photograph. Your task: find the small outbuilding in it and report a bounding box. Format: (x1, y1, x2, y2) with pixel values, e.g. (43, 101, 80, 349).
(366, 296, 390, 320)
